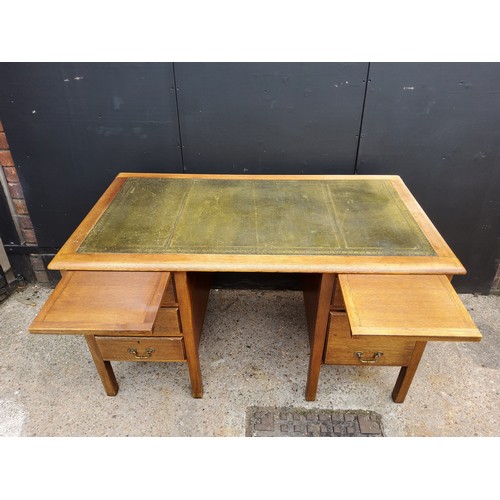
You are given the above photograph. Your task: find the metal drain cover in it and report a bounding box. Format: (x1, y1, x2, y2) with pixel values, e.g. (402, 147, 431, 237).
(246, 407, 384, 437)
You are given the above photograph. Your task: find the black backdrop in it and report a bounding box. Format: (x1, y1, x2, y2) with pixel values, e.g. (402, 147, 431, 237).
(0, 62, 498, 293)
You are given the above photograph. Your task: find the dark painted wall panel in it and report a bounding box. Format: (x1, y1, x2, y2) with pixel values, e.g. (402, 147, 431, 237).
(0, 63, 182, 247)
(1, 62, 498, 294)
(357, 63, 500, 293)
(175, 62, 368, 174)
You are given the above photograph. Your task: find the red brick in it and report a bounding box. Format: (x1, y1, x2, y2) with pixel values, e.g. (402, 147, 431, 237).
(0, 150, 14, 167)
(2, 166, 19, 183)
(12, 199, 29, 215)
(22, 228, 37, 244)
(8, 182, 24, 199)
(0, 132, 8, 150)
(18, 215, 34, 230)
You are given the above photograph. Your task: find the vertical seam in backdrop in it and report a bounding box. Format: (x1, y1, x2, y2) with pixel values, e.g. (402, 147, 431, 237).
(172, 63, 186, 172)
(353, 62, 371, 174)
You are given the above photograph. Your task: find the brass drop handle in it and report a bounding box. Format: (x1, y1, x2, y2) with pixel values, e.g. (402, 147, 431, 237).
(355, 351, 383, 363)
(128, 347, 155, 359)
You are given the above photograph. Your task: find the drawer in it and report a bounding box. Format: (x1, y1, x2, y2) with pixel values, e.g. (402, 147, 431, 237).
(324, 311, 416, 366)
(153, 307, 182, 336)
(95, 336, 186, 362)
(324, 336, 416, 366)
(161, 277, 177, 306)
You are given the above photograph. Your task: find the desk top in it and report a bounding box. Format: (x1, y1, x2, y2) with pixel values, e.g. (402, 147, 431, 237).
(49, 173, 465, 274)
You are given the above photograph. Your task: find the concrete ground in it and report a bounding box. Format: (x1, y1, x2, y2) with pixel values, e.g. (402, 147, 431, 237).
(1, 282, 497, 500)
(0, 282, 499, 438)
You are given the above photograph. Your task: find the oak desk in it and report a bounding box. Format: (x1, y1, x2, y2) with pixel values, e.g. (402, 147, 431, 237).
(48, 173, 466, 399)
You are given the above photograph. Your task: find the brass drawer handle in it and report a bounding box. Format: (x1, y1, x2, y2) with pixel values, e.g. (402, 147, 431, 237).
(355, 351, 383, 363)
(127, 347, 155, 359)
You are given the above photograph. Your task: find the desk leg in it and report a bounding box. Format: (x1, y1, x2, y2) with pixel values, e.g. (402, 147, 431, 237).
(175, 271, 207, 398)
(392, 341, 427, 403)
(85, 335, 118, 396)
(305, 273, 335, 401)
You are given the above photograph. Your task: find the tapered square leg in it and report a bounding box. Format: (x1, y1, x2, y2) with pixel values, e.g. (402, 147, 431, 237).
(175, 271, 211, 398)
(85, 335, 119, 396)
(304, 273, 335, 401)
(392, 341, 427, 403)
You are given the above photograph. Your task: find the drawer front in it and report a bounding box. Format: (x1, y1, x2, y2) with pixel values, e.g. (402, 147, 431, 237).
(153, 307, 182, 336)
(325, 310, 416, 366)
(324, 336, 416, 366)
(96, 336, 186, 362)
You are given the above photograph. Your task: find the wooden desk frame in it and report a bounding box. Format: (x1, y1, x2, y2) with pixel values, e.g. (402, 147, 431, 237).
(47, 174, 467, 400)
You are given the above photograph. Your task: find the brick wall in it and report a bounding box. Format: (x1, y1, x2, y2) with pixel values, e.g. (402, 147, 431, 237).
(0, 121, 49, 283)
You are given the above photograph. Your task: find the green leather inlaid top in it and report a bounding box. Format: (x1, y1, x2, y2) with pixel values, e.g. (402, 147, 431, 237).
(78, 178, 436, 256)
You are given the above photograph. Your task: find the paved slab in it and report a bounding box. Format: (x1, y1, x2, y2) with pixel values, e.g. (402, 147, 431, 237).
(246, 407, 384, 436)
